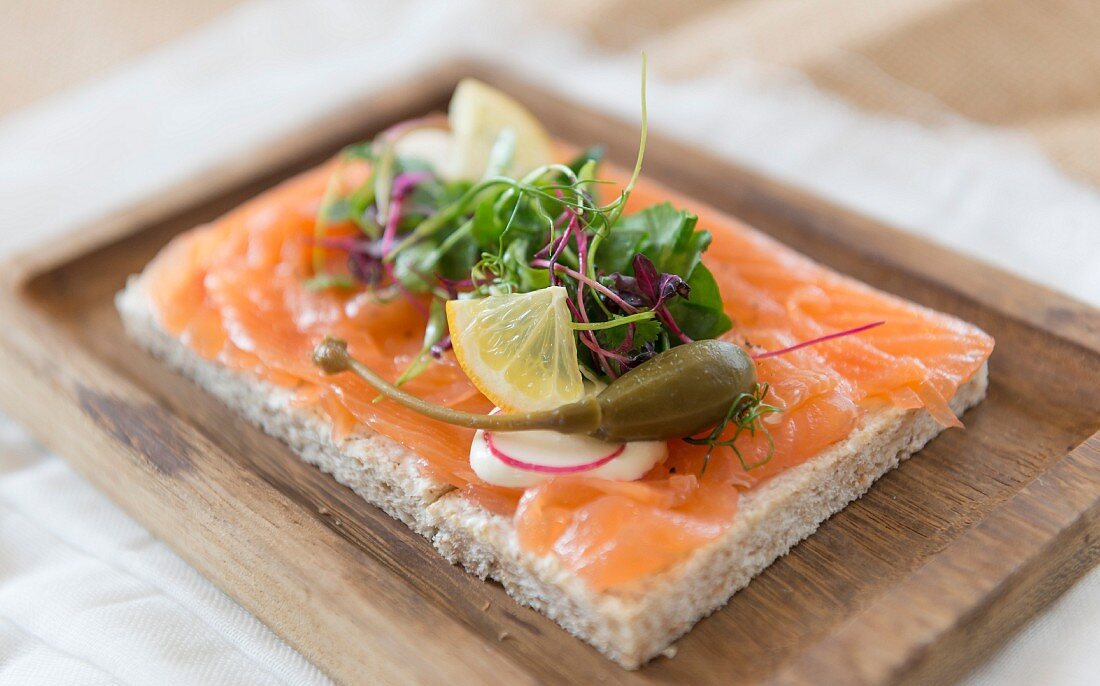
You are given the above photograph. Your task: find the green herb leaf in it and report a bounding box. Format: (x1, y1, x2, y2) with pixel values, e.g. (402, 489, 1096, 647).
(433, 225, 480, 281)
(596, 317, 662, 350)
(471, 198, 504, 248)
(392, 242, 437, 292)
(665, 263, 732, 340)
(503, 239, 550, 292)
(600, 202, 710, 284)
(321, 197, 353, 223)
(596, 225, 648, 275)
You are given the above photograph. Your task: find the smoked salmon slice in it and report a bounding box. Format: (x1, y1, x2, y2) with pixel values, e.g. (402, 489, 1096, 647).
(143, 158, 993, 591)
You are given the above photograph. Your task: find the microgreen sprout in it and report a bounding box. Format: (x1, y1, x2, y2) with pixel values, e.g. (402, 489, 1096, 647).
(683, 382, 783, 476)
(304, 56, 730, 386)
(752, 321, 885, 360)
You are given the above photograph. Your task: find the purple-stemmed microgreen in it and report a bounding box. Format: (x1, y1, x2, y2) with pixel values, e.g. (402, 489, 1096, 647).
(752, 321, 886, 360)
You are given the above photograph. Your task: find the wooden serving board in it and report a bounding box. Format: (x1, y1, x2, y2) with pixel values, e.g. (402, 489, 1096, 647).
(1, 62, 1097, 686)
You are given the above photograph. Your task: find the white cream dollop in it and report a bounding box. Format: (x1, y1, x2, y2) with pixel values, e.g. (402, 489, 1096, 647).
(469, 423, 668, 488)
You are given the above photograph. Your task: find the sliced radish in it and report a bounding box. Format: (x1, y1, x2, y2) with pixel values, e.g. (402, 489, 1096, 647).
(484, 432, 624, 474)
(468, 415, 668, 488)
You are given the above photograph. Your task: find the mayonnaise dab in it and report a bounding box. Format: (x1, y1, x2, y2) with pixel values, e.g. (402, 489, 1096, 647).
(470, 422, 667, 488)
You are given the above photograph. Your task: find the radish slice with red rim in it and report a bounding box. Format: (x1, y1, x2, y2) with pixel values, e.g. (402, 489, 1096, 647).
(485, 432, 625, 474)
(468, 421, 668, 488)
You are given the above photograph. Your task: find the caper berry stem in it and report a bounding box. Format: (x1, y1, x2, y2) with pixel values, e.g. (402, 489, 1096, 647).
(312, 337, 602, 434)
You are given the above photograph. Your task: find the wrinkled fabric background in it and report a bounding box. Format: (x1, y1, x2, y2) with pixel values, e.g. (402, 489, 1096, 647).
(0, 1, 1097, 683)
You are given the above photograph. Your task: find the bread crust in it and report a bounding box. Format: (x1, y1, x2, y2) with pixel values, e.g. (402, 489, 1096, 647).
(117, 276, 988, 669)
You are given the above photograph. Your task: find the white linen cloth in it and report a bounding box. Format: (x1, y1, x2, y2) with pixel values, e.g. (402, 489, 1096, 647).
(0, 1, 1096, 683)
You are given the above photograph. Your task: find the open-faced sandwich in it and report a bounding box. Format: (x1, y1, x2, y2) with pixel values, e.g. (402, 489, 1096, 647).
(117, 72, 994, 668)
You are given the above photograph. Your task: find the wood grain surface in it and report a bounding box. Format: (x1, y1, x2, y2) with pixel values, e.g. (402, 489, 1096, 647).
(0, 63, 1096, 685)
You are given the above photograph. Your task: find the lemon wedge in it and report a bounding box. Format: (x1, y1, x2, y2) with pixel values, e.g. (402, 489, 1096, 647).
(447, 78, 553, 180)
(446, 287, 584, 412)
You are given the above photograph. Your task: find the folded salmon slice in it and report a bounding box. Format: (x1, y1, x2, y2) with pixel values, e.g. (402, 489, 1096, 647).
(143, 159, 992, 591)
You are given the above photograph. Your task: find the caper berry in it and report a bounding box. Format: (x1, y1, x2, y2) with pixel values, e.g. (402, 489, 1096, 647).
(312, 337, 756, 442)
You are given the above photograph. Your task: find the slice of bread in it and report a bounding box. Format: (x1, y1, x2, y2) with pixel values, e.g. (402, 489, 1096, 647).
(117, 276, 988, 669)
